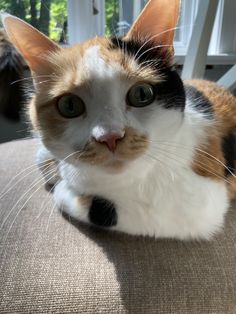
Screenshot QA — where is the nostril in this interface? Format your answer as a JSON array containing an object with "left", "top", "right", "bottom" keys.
[{"left": 96, "top": 133, "right": 124, "bottom": 152}]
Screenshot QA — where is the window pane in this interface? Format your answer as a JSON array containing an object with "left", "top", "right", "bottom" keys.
[{"left": 0, "top": 0, "right": 68, "bottom": 43}]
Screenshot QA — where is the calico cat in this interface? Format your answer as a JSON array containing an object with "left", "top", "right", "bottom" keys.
[{"left": 2, "top": 0, "right": 236, "bottom": 240}]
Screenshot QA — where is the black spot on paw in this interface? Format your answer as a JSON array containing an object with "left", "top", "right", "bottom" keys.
[{"left": 88, "top": 197, "right": 117, "bottom": 227}]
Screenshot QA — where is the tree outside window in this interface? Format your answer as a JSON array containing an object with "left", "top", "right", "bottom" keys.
[{"left": 0, "top": 0, "right": 67, "bottom": 43}]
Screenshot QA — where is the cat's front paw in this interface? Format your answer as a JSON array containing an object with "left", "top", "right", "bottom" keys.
[
  {"left": 54, "top": 180, "right": 90, "bottom": 222},
  {"left": 54, "top": 181, "right": 118, "bottom": 228}
]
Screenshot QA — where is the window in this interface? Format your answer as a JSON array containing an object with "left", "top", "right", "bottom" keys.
[{"left": 67, "top": 0, "right": 236, "bottom": 64}]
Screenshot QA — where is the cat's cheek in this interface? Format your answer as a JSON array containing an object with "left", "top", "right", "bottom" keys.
[
  {"left": 38, "top": 138, "right": 71, "bottom": 164},
  {"left": 32, "top": 99, "right": 72, "bottom": 142}
]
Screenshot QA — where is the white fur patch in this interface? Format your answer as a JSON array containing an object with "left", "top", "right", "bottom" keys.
[{"left": 81, "top": 45, "right": 120, "bottom": 79}]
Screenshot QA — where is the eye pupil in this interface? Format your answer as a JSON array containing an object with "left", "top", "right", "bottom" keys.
[
  {"left": 68, "top": 100, "right": 74, "bottom": 112},
  {"left": 57, "top": 94, "right": 85, "bottom": 118},
  {"left": 139, "top": 88, "right": 146, "bottom": 101},
  {"left": 127, "top": 83, "right": 155, "bottom": 107}
]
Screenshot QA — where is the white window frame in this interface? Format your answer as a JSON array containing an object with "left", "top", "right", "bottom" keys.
[
  {"left": 173, "top": 0, "right": 199, "bottom": 55},
  {"left": 210, "top": 0, "right": 236, "bottom": 55},
  {"left": 67, "top": 0, "right": 105, "bottom": 45},
  {"left": 67, "top": 0, "right": 236, "bottom": 64},
  {"left": 175, "top": 0, "right": 236, "bottom": 64}
]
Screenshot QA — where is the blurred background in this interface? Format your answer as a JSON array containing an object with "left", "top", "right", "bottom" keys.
[{"left": 0, "top": 0, "right": 235, "bottom": 143}]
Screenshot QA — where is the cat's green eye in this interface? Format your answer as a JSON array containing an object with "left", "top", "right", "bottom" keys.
[
  {"left": 57, "top": 94, "right": 85, "bottom": 118},
  {"left": 127, "top": 83, "right": 155, "bottom": 107}
]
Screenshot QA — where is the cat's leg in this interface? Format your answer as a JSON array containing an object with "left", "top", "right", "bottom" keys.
[
  {"left": 36, "top": 144, "right": 60, "bottom": 188},
  {"left": 54, "top": 180, "right": 118, "bottom": 227}
]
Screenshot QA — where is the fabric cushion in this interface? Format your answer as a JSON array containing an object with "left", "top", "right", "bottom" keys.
[{"left": 0, "top": 139, "right": 236, "bottom": 313}]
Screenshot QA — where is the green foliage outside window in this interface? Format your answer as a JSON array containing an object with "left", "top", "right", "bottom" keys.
[
  {"left": 0, "top": 0, "right": 124, "bottom": 42},
  {"left": 105, "top": 0, "right": 119, "bottom": 37},
  {"left": 0, "top": 0, "right": 67, "bottom": 43}
]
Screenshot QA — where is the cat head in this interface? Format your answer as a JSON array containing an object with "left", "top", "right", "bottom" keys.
[{"left": 2, "top": 0, "right": 185, "bottom": 173}]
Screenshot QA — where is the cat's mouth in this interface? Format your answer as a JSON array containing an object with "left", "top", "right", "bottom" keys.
[
  {"left": 75, "top": 149, "right": 129, "bottom": 170},
  {"left": 70, "top": 127, "right": 149, "bottom": 170},
  {"left": 102, "top": 156, "right": 127, "bottom": 171}
]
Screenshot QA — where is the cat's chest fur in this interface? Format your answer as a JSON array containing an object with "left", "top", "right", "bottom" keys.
[{"left": 58, "top": 151, "right": 228, "bottom": 239}]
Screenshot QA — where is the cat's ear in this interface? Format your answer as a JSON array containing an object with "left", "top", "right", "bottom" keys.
[
  {"left": 1, "top": 14, "right": 60, "bottom": 74},
  {"left": 126, "top": 0, "right": 180, "bottom": 59}
]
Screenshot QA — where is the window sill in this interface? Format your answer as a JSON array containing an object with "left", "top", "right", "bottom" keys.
[{"left": 174, "top": 53, "right": 236, "bottom": 65}]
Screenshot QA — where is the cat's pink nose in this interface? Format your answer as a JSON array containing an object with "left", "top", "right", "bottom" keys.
[{"left": 96, "top": 133, "right": 124, "bottom": 152}]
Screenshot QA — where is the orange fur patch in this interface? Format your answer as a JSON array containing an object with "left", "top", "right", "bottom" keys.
[
  {"left": 187, "top": 80, "right": 236, "bottom": 200},
  {"left": 227, "top": 176, "right": 236, "bottom": 201},
  {"left": 78, "top": 195, "right": 92, "bottom": 208},
  {"left": 192, "top": 135, "right": 225, "bottom": 180}
]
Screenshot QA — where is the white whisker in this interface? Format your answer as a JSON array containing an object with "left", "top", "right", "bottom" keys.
[
  {"left": 133, "top": 26, "right": 180, "bottom": 60},
  {"left": 147, "top": 139, "right": 236, "bottom": 178},
  {"left": 0, "top": 158, "right": 55, "bottom": 201},
  {"left": 10, "top": 75, "right": 54, "bottom": 85},
  {"left": 0, "top": 172, "right": 58, "bottom": 255},
  {"left": 135, "top": 44, "right": 172, "bottom": 63},
  {"left": 0, "top": 167, "right": 56, "bottom": 230}
]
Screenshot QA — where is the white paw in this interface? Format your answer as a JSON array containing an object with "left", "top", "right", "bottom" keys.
[{"left": 53, "top": 180, "right": 90, "bottom": 222}]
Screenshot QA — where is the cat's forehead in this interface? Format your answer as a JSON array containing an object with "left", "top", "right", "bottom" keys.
[
  {"left": 42, "top": 37, "right": 164, "bottom": 101},
  {"left": 50, "top": 37, "right": 160, "bottom": 90},
  {"left": 79, "top": 44, "right": 123, "bottom": 80}
]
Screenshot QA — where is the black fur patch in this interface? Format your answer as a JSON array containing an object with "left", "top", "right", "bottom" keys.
[
  {"left": 109, "top": 37, "right": 186, "bottom": 111},
  {"left": 88, "top": 197, "right": 117, "bottom": 227},
  {"left": 222, "top": 133, "right": 236, "bottom": 177},
  {"left": 184, "top": 85, "right": 214, "bottom": 119},
  {"left": 110, "top": 37, "right": 170, "bottom": 70}
]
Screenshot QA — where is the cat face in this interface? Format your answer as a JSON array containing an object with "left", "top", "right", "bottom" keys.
[
  {"left": 31, "top": 39, "right": 152, "bottom": 170},
  {"left": 31, "top": 36, "right": 185, "bottom": 172},
  {"left": 3, "top": 0, "right": 183, "bottom": 172}
]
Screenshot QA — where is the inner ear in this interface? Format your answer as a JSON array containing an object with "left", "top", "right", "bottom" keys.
[
  {"left": 126, "top": 0, "right": 180, "bottom": 60},
  {"left": 2, "top": 14, "right": 60, "bottom": 74}
]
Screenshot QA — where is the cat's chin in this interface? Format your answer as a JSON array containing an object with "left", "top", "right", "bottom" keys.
[{"left": 101, "top": 159, "right": 128, "bottom": 174}]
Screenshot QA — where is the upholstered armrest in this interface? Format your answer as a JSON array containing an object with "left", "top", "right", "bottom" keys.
[{"left": 0, "top": 139, "right": 236, "bottom": 313}]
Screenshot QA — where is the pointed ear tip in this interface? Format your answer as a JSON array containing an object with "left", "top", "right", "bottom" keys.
[{"left": 0, "top": 13, "right": 16, "bottom": 27}]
